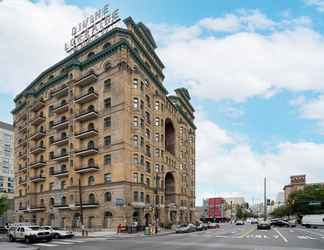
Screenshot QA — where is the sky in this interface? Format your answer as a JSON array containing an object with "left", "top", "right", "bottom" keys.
[{"left": 2, "top": 0, "right": 324, "bottom": 205}]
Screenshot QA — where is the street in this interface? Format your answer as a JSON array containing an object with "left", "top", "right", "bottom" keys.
[{"left": 13, "top": 224, "right": 324, "bottom": 250}]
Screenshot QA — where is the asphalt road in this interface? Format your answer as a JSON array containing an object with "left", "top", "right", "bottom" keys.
[{"left": 20, "top": 224, "right": 324, "bottom": 250}]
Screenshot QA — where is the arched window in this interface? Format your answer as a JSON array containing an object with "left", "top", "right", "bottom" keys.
[
  {"left": 88, "top": 123, "right": 94, "bottom": 130},
  {"left": 88, "top": 105, "right": 94, "bottom": 111},
  {"left": 61, "top": 116, "right": 66, "bottom": 122},
  {"left": 70, "top": 177, "right": 73, "bottom": 185},
  {"left": 40, "top": 155, "right": 44, "bottom": 162},
  {"left": 87, "top": 140, "right": 95, "bottom": 149},
  {"left": 61, "top": 164, "right": 67, "bottom": 171},
  {"left": 40, "top": 126, "right": 44, "bottom": 132},
  {"left": 88, "top": 87, "right": 94, "bottom": 93},
  {"left": 40, "top": 184, "right": 43, "bottom": 192},
  {"left": 105, "top": 192, "right": 112, "bottom": 202},
  {"left": 88, "top": 176, "right": 95, "bottom": 185},
  {"left": 40, "top": 140, "right": 44, "bottom": 147},
  {"left": 61, "top": 148, "right": 67, "bottom": 155},
  {"left": 103, "top": 42, "right": 111, "bottom": 49},
  {"left": 104, "top": 62, "right": 112, "bottom": 71},
  {"left": 88, "top": 158, "right": 95, "bottom": 166},
  {"left": 61, "top": 196, "right": 66, "bottom": 205},
  {"left": 165, "top": 118, "right": 176, "bottom": 155},
  {"left": 88, "top": 193, "right": 96, "bottom": 204},
  {"left": 50, "top": 197, "right": 55, "bottom": 206},
  {"left": 40, "top": 199, "right": 44, "bottom": 206},
  {"left": 60, "top": 180, "right": 66, "bottom": 190},
  {"left": 87, "top": 52, "right": 95, "bottom": 59},
  {"left": 61, "top": 99, "right": 66, "bottom": 105},
  {"left": 61, "top": 132, "right": 67, "bottom": 139}
]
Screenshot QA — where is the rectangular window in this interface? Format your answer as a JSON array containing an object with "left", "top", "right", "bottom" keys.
[
  {"left": 133, "top": 116, "right": 138, "bottom": 127},
  {"left": 155, "top": 101, "right": 159, "bottom": 111},
  {"left": 146, "top": 178, "right": 150, "bottom": 187},
  {"left": 133, "top": 98, "right": 139, "bottom": 109},
  {"left": 104, "top": 98, "right": 111, "bottom": 109},
  {"left": 140, "top": 173, "right": 144, "bottom": 184},
  {"left": 133, "top": 191, "right": 139, "bottom": 202},
  {"left": 104, "top": 154, "right": 111, "bottom": 165},
  {"left": 133, "top": 79, "right": 138, "bottom": 88},
  {"left": 104, "top": 173, "right": 112, "bottom": 183},
  {"left": 104, "top": 117, "right": 111, "bottom": 128},
  {"left": 133, "top": 173, "right": 138, "bottom": 183},
  {"left": 145, "top": 161, "right": 151, "bottom": 173},
  {"left": 104, "top": 136, "right": 111, "bottom": 146},
  {"left": 155, "top": 133, "right": 159, "bottom": 142},
  {"left": 155, "top": 117, "right": 160, "bottom": 126},
  {"left": 140, "top": 192, "right": 144, "bottom": 202},
  {"left": 104, "top": 79, "right": 111, "bottom": 91}
]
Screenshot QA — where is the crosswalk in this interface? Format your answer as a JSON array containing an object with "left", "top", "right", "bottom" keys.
[{"left": 32, "top": 237, "right": 108, "bottom": 247}]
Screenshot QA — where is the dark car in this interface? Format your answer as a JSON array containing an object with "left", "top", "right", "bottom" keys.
[
  {"left": 257, "top": 220, "right": 271, "bottom": 230},
  {"left": 196, "top": 222, "right": 208, "bottom": 231},
  {"left": 271, "top": 219, "right": 295, "bottom": 228}
]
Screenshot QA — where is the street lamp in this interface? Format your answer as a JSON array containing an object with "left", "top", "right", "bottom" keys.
[
  {"left": 78, "top": 177, "right": 85, "bottom": 237},
  {"left": 154, "top": 165, "right": 160, "bottom": 234}
]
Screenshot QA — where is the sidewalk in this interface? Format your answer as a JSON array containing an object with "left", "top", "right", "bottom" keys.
[
  {"left": 73, "top": 229, "right": 174, "bottom": 239},
  {"left": 0, "top": 242, "right": 38, "bottom": 250}
]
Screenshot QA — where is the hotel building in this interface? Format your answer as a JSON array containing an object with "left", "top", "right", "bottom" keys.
[{"left": 12, "top": 17, "right": 196, "bottom": 229}]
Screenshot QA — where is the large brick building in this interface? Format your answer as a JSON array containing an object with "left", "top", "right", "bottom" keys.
[{"left": 12, "top": 16, "right": 196, "bottom": 229}]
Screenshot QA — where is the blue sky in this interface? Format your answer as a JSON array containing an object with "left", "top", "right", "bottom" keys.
[{"left": 3, "top": 0, "right": 324, "bottom": 205}]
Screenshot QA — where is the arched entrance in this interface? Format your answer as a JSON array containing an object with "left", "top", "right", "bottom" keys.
[
  {"left": 103, "top": 212, "right": 113, "bottom": 228},
  {"left": 144, "top": 213, "right": 151, "bottom": 226},
  {"left": 132, "top": 210, "right": 139, "bottom": 223},
  {"left": 165, "top": 119, "right": 175, "bottom": 155},
  {"left": 165, "top": 172, "right": 176, "bottom": 205}
]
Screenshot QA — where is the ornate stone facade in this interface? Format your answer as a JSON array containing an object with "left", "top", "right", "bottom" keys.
[{"left": 13, "top": 17, "right": 196, "bottom": 230}]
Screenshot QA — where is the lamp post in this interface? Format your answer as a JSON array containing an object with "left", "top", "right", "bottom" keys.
[
  {"left": 154, "top": 166, "right": 160, "bottom": 234},
  {"left": 78, "top": 178, "right": 85, "bottom": 237}
]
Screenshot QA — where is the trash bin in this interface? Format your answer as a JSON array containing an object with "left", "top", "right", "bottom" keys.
[{"left": 144, "top": 226, "right": 150, "bottom": 235}]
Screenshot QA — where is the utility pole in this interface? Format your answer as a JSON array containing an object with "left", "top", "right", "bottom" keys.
[
  {"left": 264, "top": 177, "right": 267, "bottom": 221},
  {"left": 78, "top": 178, "right": 84, "bottom": 237}
]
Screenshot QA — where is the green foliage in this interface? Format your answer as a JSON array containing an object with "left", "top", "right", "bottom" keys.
[
  {"left": 288, "top": 184, "right": 324, "bottom": 215},
  {"left": 270, "top": 205, "right": 290, "bottom": 218},
  {"left": 236, "top": 206, "right": 254, "bottom": 219},
  {"left": 0, "top": 196, "right": 8, "bottom": 216}
]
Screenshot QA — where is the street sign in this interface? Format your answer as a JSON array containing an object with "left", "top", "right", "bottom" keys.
[{"left": 309, "top": 202, "right": 321, "bottom": 206}]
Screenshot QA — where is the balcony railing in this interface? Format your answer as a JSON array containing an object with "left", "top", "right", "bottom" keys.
[
  {"left": 50, "top": 119, "right": 69, "bottom": 130},
  {"left": 51, "top": 84, "right": 68, "bottom": 98},
  {"left": 75, "top": 165, "right": 99, "bottom": 174},
  {"left": 30, "top": 114, "right": 45, "bottom": 126},
  {"left": 52, "top": 102, "right": 69, "bottom": 114},
  {"left": 52, "top": 136, "right": 69, "bottom": 146},
  {"left": 30, "top": 145, "right": 46, "bottom": 155},
  {"left": 53, "top": 203, "right": 69, "bottom": 209},
  {"left": 51, "top": 169, "right": 69, "bottom": 177},
  {"left": 74, "top": 73, "right": 97, "bottom": 87},
  {"left": 74, "top": 202, "right": 99, "bottom": 208},
  {"left": 18, "top": 178, "right": 27, "bottom": 185},
  {"left": 75, "top": 147, "right": 98, "bottom": 157},
  {"left": 30, "top": 130, "right": 46, "bottom": 141},
  {"left": 17, "top": 166, "right": 27, "bottom": 173},
  {"left": 74, "top": 90, "right": 98, "bottom": 105},
  {"left": 31, "top": 99, "right": 45, "bottom": 112},
  {"left": 30, "top": 160, "right": 46, "bottom": 169},
  {"left": 53, "top": 153, "right": 69, "bottom": 162},
  {"left": 29, "top": 206, "right": 46, "bottom": 212},
  {"left": 74, "top": 128, "right": 98, "bottom": 140},
  {"left": 74, "top": 109, "right": 98, "bottom": 122},
  {"left": 30, "top": 175, "right": 46, "bottom": 182},
  {"left": 18, "top": 151, "right": 27, "bottom": 160}
]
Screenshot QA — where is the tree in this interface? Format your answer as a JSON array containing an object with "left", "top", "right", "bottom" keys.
[
  {"left": 288, "top": 184, "right": 324, "bottom": 215},
  {"left": 0, "top": 195, "right": 8, "bottom": 216},
  {"left": 270, "top": 205, "right": 289, "bottom": 218}
]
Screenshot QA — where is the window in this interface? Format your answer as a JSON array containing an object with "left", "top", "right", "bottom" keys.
[
  {"left": 87, "top": 52, "right": 95, "bottom": 59},
  {"left": 140, "top": 81, "right": 144, "bottom": 91},
  {"left": 133, "top": 154, "right": 139, "bottom": 165},
  {"left": 133, "top": 116, "right": 139, "bottom": 127},
  {"left": 88, "top": 176, "right": 95, "bottom": 185},
  {"left": 49, "top": 151, "right": 54, "bottom": 159},
  {"left": 146, "top": 194, "right": 150, "bottom": 204},
  {"left": 140, "top": 100, "right": 144, "bottom": 110},
  {"left": 145, "top": 145, "right": 151, "bottom": 157},
  {"left": 49, "top": 167, "right": 54, "bottom": 175},
  {"left": 140, "top": 174, "right": 144, "bottom": 184},
  {"left": 155, "top": 164, "right": 160, "bottom": 172},
  {"left": 104, "top": 136, "right": 111, "bottom": 146},
  {"left": 104, "top": 79, "right": 111, "bottom": 91},
  {"left": 104, "top": 173, "right": 112, "bottom": 183},
  {"left": 50, "top": 197, "right": 55, "bottom": 206},
  {"left": 104, "top": 154, "right": 111, "bottom": 165},
  {"left": 140, "top": 118, "right": 144, "bottom": 128},
  {"left": 133, "top": 79, "right": 138, "bottom": 88},
  {"left": 49, "top": 182, "right": 54, "bottom": 191},
  {"left": 146, "top": 178, "right": 150, "bottom": 187},
  {"left": 145, "top": 129, "right": 150, "bottom": 139},
  {"left": 133, "top": 135, "right": 139, "bottom": 146},
  {"left": 140, "top": 155, "right": 144, "bottom": 165},
  {"left": 155, "top": 117, "right": 160, "bottom": 126},
  {"left": 140, "top": 137, "right": 144, "bottom": 147},
  {"left": 104, "top": 98, "right": 111, "bottom": 109},
  {"left": 155, "top": 133, "right": 159, "bottom": 142},
  {"left": 89, "top": 193, "right": 96, "bottom": 204},
  {"left": 133, "top": 98, "right": 139, "bottom": 109},
  {"left": 145, "top": 112, "right": 151, "bottom": 124},
  {"left": 155, "top": 101, "right": 159, "bottom": 111},
  {"left": 133, "top": 173, "right": 138, "bottom": 183},
  {"left": 60, "top": 180, "right": 66, "bottom": 190},
  {"left": 145, "top": 95, "right": 151, "bottom": 108},
  {"left": 155, "top": 148, "right": 160, "bottom": 157},
  {"left": 104, "top": 117, "right": 111, "bottom": 128},
  {"left": 140, "top": 192, "right": 144, "bottom": 202},
  {"left": 145, "top": 161, "right": 151, "bottom": 173},
  {"left": 105, "top": 192, "right": 112, "bottom": 202},
  {"left": 133, "top": 191, "right": 139, "bottom": 202}
]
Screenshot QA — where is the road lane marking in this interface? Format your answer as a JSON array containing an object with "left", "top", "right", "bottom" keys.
[
  {"left": 239, "top": 226, "right": 256, "bottom": 238},
  {"left": 61, "top": 239, "right": 86, "bottom": 243},
  {"left": 51, "top": 241, "right": 73, "bottom": 244},
  {"left": 274, "top": 228, "right": 288, "bottom": 243},
  {"left": 33, "top": 243, "right": 59, "bottom": 247},
  {"left": 273, "top": 235, "right": 279, "bottom": 239}
]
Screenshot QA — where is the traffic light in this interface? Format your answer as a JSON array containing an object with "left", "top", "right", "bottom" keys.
[{"left": 267, "top": 199, "right": 271, "bottom": 206}]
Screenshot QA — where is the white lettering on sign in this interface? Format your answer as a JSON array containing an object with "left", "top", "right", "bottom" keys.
[{"left": 65, "top": 4, "right": 121, "bottom": 53}]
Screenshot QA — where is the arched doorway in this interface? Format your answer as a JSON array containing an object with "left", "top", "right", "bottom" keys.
[
  {"left": 72, "top": 213, "right": 80, "bottom": 228},
  {"left": 103, "top": 211, "right": 113, "bottom": 228},
  {"left": 132, "top": 210, "right": 139, "bottom": 223},
  {"left": 144, "top": 213, "right": 151, "bottom": 226},
  {"left": 165, "top": 119, "right": 175, "bottom": 155},
  {"left": 165, "top": 172, "right": 176, "bottom": 205}
]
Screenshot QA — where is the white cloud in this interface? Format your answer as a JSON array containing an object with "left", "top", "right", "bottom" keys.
[
  {"left": 304, "top": 0, "right": 324, "bottom": 12},
  {"left": 150, "top": 12, "right": 324, "bottom": 102},
  {"left": 196, "top": 112, "right": 324, "bottom": 204},
  {"left": 0, "top": 0, "right": 92, "bottom": 94}
]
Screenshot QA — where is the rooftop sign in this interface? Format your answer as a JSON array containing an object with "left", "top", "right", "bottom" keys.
[{"left": 65, "top": 4, "right": 121, "bottom": 53}]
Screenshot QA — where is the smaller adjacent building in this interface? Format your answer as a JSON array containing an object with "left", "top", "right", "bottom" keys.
[
  {"left": 283, "top": 175, "right": 324, "bottom": 203},
  {"left": 208, "top": 197, "right": 225, "bottom": 221}
]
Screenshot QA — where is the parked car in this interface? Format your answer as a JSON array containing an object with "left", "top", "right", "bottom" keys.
[
  {"left": 195, "top": 222, "right": 208, "bottom": 231},
  {"left": 250, "top": 219, "right": 258, "bottom": 224},
  {"left": 8, "top": 225, "right": 52, "bottom": 243},
  {"left": 235, "top": 220, "right": 245, "bottom": 225},
  {"left": 0, "top": 226, "right": 7, "bottom": 234},
  {"left": 302, "top": 214, "right": 324, "bottom": 228},
  {"left": 208, "top": 222, "right": 220, "bottom": 229},
  {"left": 175, "top": 224, "right": 196, "bottom": 233},
  {"left": 41, "top": 226, "right": 74, "bottom": 239},
  {"left": 271, "top": 219, "right": 295, "bottom": 228},
  {"left": 257, "top": 220, "right": 271, "bottom": 230}
]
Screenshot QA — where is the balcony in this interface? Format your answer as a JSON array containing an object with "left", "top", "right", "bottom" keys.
[
  {"left": 53, "top": 153, "right": 69, "bottom": 162},
  {"left": 52, "top": 136, "right": 69, "bottom": 146},
  {"left": 51, "top": 169, "right": 69, "bottom": 177},
  {"left": 18, "top": 151, "right": 27, "bottom": 160},
  {"left": 30, "top": 114, "right": 45, "bottom": 126},
  {"left": 18, "top": 206, "right": 28, "bottom": 212},
  {"left": 75, "top": 165, "right": 99, "bottom": 174},
  {"left": 52, "top": 101, "right": 69, "bottom": 114},
  {"left": 30, "top": 130, "right": 46, "bottom": 141},
  {"left": 30, "top": 175, "right": 46, "bottom": 183},
  {"left": 18, "top": 178, "right": 27, "bottom": 185},
  {"left": 51, "top": 84, "right": 68, "bottom": 98},
  {"left": 30, "top": 160, "right": 46, "bottom": 169},
  {"left": 31, "top": 99, "right": 45, "bottom": 112},
  {"left": 29, "top": 206, "right": 46, "bottom": 212},
  {"left": 74, "top": 90, "right": 98, "bottom": 105},
  {"left": 50, "top": 119, "right": 69, "bottom": 130},
  {"left": 53, "top": 203, "right": 70, "bottom": 209},
  {"left": 17, "top": 165, "right": 27, "bottom": 173},
  {"left": 74, "top": 128, "right": 98, "bottom": 140},
  {"left": 75, "top": 147, "right": 98, "bottom": 157},
  {"left": 74, "top": 202, "right": 99, "bottom": 208},
  {"left": 74, "top": 73, "right": 97, "bottom": 87},
  {"left": 74, "top": 109, "right": 98, "bottom": 122},
  {"left": 30, "top": 145, "right": 46, "bottom": 155}
]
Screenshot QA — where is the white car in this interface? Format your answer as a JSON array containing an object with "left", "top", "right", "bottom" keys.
[
  {"left": 8, "top": 225, "right": 52, "bottom": 243},
  {"left": 41, "top": 226, "right": 74, "bottom": 239}
]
